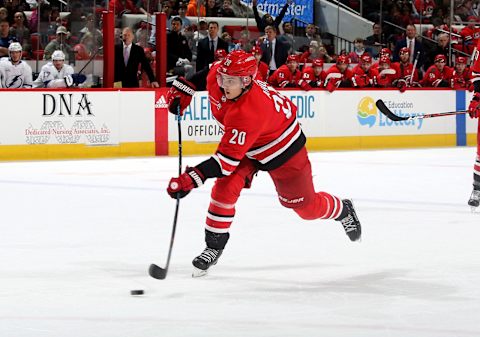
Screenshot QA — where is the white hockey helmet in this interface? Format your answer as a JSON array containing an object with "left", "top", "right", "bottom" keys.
[
  {"left": 8, "top": 42, "right": 22, "bottom": 53},
  {"left": 52, "top": 50, "right": 66, "bottom": 61}
]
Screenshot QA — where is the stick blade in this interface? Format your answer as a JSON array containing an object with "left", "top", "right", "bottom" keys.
[
  {"left": 149, "top": 263, "right": 167, "bottom": 280},
  {"left": 375, "top": 99, "right": 407, "bottom": 121}
]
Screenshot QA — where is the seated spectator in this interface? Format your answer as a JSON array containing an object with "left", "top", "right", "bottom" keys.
[
  {"left": 218, "top": 0, "right": 235, "bottom": 17},
  {"left": 33, "top": 50, "right": 87, "bottom": 88},
  {"left": 412, "top": 0, "right": 435, "bottom": 23},
  {"left": 193, "top": 20, "right": 208, "bottom": 44},
  {"left": 348, "top": 38, "right": 368, "bottom": 64},
  {"left": 455, "top": 0, "right": 476, "bottom": 22},
  {"left": 252, "top": 0, "right": 290, "bottom": 33},
  {"left": 460, "top": 16, "right": 480, "bottom": 54},
  {"left": 268, "top": 54, "right": 301, "bottom": 88},
  {"left": 221, "top": 32, "right": 235, "bottom": 52},
  {"left": 420, "top": 54, "right": 453, "bottom": 87},
  {"left": 0, "top": 42, "right": 32, "bottom": 88},
  {"left": 324, "top": 55, "right": 353, "bottom": 92},
  {"left": 231, "top": 0, "right": 253, "bottom": 18},
  {"left": 186, "top": 0, "right": 206, "bottom": 17},
  {"left": 0, "top": 7, "right": 8, "bottom": 23},
  {"left": 351, "top": 54, "right": 375, "bottom": 88},
  {"left": 299, "top": 58, "right": 326, "bottom": 90},
  {"left": 9, "top": 11, "right": 30, "bottom": 53},
  {"left": 79, "top": 14, "right": 102, "bottom": 53},
  {"left": 365, "top": 22, "right": 385, "bottom": 58},
  {"left": 176, "top": 4, "right": 191, "bottom": 29},
  {"left": 44, "top": 26, "right": 73, "bottom": 60},
  {"left": 0, "top": 19, "right": 17, "bottom": 57},
  {"left": 317, "top": 45, "right": 333, "bottom": 63},
  {"left": 65, "top": 2, "right": 85, "bottom": 39},
  {"left": 450, "top": 56, "right": 473, "bottom": 90},
  {"left": 251, "top": 45, "right": 269, "bottom": 81},
  {"left": 299, "top": 40, "right": 322, "bottom": 64},
  {"left": 136, "top": 0, "right": 162, "bottom": 16},
  {"left": 205, "top": 0, "right": 219, "bottom": 17}
]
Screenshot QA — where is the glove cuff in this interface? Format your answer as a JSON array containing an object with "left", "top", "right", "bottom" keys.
[
  {"left": 173, "top": 77, "right": 196, "bottom": 96},
  {"left": 186, "top": 167, "right": 205, "bottom": 188},
  {"left": 473, "top": 92, "right": 480, "bottom": 101}
]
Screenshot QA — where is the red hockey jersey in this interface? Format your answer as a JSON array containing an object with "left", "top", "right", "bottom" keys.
[
  {"left": 268, "top": 64, "right": 302, "bottom": 88},
  {"left": 300, "top": 66, "right": 326, "bottom": 88},
  {"left": 420, "top": 65, "right": 453, "bottom": 87},
  {"left": 206, "top": 62, "right": 306, "bottom": 172}
]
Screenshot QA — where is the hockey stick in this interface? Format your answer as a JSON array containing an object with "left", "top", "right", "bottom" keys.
[
  {"left": 410, "top": 51, "right": 420, "bottom": 86},
  {"left": 376, "top": 99, "right": 468, "bottom": 121},
  {"left": 77, "top": 46, "right": 103, "bottom": 75},
  {"left": 149, "top": 107, "right": 182, "bottom": 280}
]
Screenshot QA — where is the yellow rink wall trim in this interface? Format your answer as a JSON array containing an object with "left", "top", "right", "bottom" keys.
[
  {"left": 466, "top": 133, "right": 478, "bottom": 147},
  {"left": 168, "top": 134, "right": 458, "bottom": 156},
  {"left": 0, "top": 142, "right": 155, "bottom": 161}
]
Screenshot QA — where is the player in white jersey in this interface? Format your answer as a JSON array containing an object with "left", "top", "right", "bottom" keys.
[
  {"left": 33, "top": 50, "right": 86, "bottom": 88},
  {"left": 0, "top": 42, "right": 32, "bottom": 88}
]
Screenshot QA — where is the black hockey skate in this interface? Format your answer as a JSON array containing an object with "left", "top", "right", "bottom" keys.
[
  {"left": 337, "top": 199, "right": 362, "bottom": 241},
  {"left": 468, "top": 188, "right": 480, "bottom": 211},
  {"left": 192, "top": 247, "right": 223, "bottom": 277}
]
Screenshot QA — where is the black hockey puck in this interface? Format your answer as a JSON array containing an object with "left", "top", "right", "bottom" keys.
[{"left": 130, "top": 290, "right": 144, "bottom": 296}]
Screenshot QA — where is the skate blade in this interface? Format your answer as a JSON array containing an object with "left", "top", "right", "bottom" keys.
[{"left": 192, "top": 267, "right": 208, "bottom": 278}]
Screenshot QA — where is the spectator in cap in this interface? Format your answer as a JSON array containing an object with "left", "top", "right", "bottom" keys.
[{"left": 44, "top": 25, "right": 73, "bottom": 60}]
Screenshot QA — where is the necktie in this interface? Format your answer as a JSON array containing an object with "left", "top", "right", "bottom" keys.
[
  {"left": 408, "top": 40, "right": 414, "bottom": 63},
  {"left": 124, "top": 46, "right": 129, "bottom": 66},
  {"left": 268, "top": 40, "right": 273, "bottom": 59},
  {"left": 210, "top": 39, "right": 214, "bottom": 59}
]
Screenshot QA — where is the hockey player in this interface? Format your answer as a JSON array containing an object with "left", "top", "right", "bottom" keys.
[
  {"left": 391, "top": 47, "right": 419, "bottom": 91},
  {"left": 268, "top": 54, "right": 302, "bottom": 88},
  {"left": 324, "top": 55, "right": 353, "bottom": 92},
  {"left": 33, "top": 50, "right": 86, "bottom": 88},
  {"left": 298, "top": 58, "right": 325, "bottom": 90},
  {"left": 420, "top": 54, "right": 453, "bottom": 87},
  {"left": 371, "top": 48, "right": 392, "bottom": 72},
  {"left": 466, "top": 42, "right": 480, "bottom": 209},
  {"left": 460, "top": 16, "right": 480, "bottom": 54},
  {"left": 0, "top": 42, "right": 32, "bottom": 88},
  {"left": 450, "top": 56, "right": 473, "bottom": 90},
  {"left": 251, "top": 46, "right": 269, "bottom": 82},
  {"left": 372, "top": 55, "right": 397, "bottom": 88},
  {"left": 165, "top": 50, "right": 362, "bottom": 276},
  {"left": 351, "top": 54, "right": 375, "bottom": 88}
]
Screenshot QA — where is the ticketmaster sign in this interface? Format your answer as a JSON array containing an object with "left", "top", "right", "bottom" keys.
[{"left": 245, "top": 0, "right": 313, "bottom": 25}]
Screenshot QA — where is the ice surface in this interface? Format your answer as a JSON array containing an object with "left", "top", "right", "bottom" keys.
[{"left": 1, "top": 147, "right": 479, "bottom": 337}]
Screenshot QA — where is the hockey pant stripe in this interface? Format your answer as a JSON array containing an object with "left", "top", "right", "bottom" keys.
[
  {"left": 205, "top": 158, "right": 258, "bottom": 233},
  {"left": 474, "top": 155, "right": 480, "bottom": 186}
]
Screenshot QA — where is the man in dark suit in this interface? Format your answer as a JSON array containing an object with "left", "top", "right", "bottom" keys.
[
  {"left": 393, "top": 24, "right": 425, "bottom": 70},
  {"left": 114, "top": 27, "right": 159, "bottom": 88},
  {"left": 260, "top": 25, "right": 290, "bottom": 76},
  {"left": 195, "top": 21, "right": 228, "bottom": 71}
]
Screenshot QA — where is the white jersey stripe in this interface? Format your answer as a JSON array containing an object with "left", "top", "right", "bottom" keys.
[
  {"left": 246, "top": 121, "right": 298, "bottom": 157},
  {"left": 211, "top": 198, "right": 235, "bottom": 209},
  {"left": 257, "top": 128, "right": 302, "bottom": 164}
]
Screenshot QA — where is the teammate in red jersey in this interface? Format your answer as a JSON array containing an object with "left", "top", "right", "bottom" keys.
[
  {"left": 466, "top": 42, "right": 480, "bottom": 209},
  {"left": 391, "top": 47, "right": 419, "bottom": 91},
  {"left": 371, "top": 48, "right": 392, "bottom": 72},
  {"left": 420, "top": 54, "right": 453, "bottom": 87},
  {"left": 451, "top": 56, "right": 473, "bottom": 90},
  {"left": 351, "top": 54, "right": 375, "bottom": 88},
  {"left": 460, "top": 16, "right": 480, "bottom": 54},
  {"left": 251, "top": 46, "right": 269, "bottom": 82},
  {"left": 268, "top": 54, "right": 302, "bottom": 88},
  {"left": 372, "top": 56, "right": 397, "bottom": 88},
  {"left": 165, "top": 50, "right": 362, "bottom": 276},
  {"left": 298, "top": 58, "right": 326, "bottom": 90},
  {"left": 324, "top": 55, "right": 353, "bottom": 92}
]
